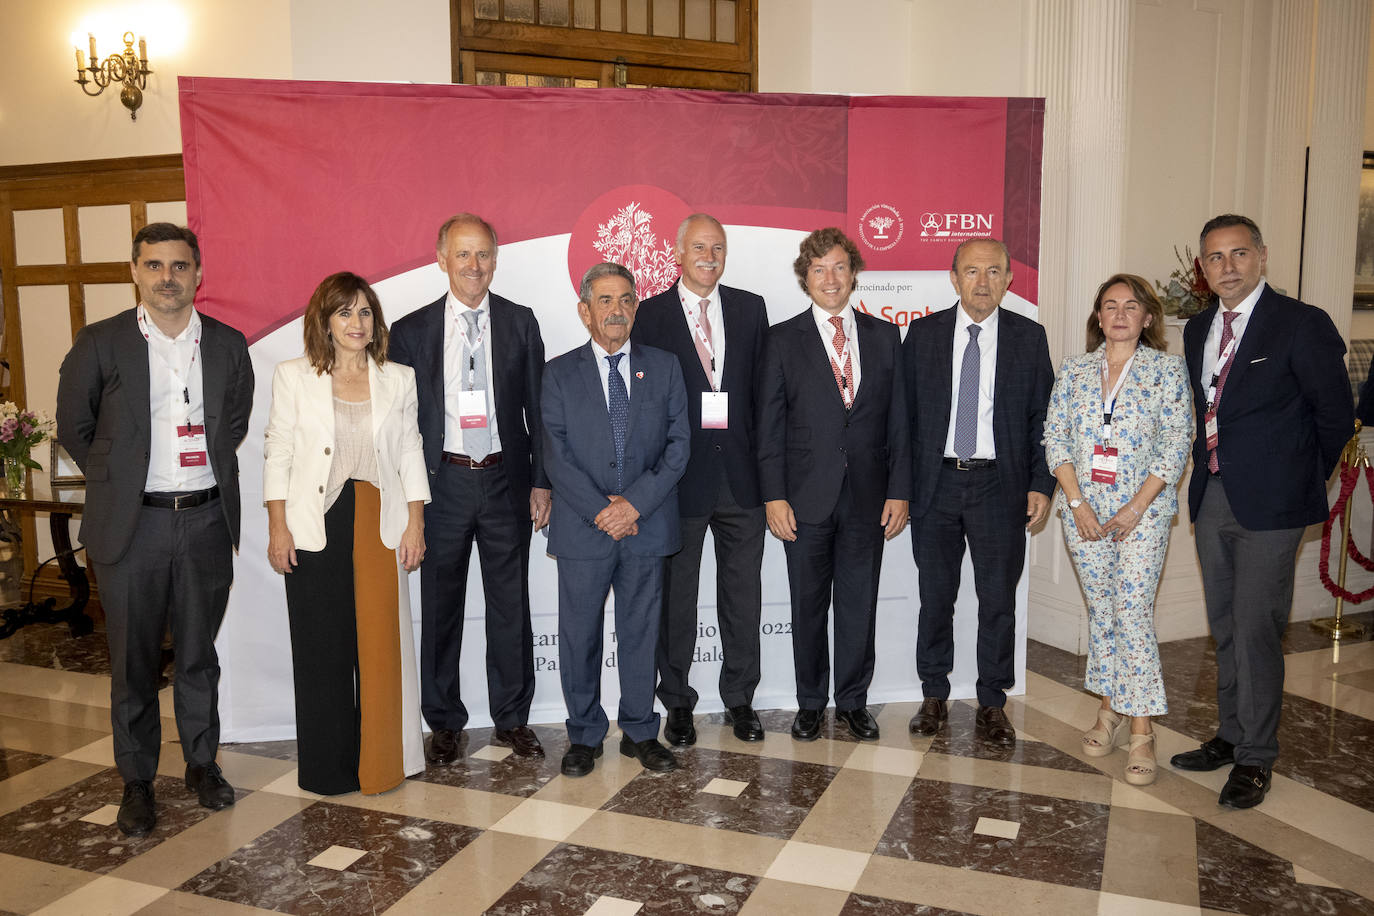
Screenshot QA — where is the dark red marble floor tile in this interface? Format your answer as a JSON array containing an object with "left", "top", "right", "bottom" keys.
[{"left": 1195, "top": 820, "right": 1374, "bottom": 914}]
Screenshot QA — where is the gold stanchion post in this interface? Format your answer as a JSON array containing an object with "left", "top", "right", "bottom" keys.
[{"left": 1312, "top": 422, "right": 1369, "bottom": 640}]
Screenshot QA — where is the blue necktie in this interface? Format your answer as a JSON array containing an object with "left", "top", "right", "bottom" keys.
[
  {"left": 606, "top": 353, "right": 628, "bottom": 493},
  {"left": 953, "top": 325, "right": 981, "bottom": 459}
]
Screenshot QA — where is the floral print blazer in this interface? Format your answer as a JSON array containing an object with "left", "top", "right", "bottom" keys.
[{"left": 1043, "top": 344, "right": 1194, "bottom": 520}]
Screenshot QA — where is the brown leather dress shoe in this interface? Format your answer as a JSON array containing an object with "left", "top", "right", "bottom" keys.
[
  {"left": 975, "top": 705, "right": 1016, "bottom": 746},
  {"left": 909, "top": 698, "right": 948, "bottom": 736},
  {"left": 492, "top": 725, "right": 545, "bottom": 758},
  {"left": 426, "top": 728, "right": 463, "bottom": 765}
]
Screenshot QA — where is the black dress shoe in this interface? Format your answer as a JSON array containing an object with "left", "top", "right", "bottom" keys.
[
  {"left": 663, "top": 706, "right": 697, "bottom": 746},
  {"left": 493, "top": 725, "right": 546, "bottom": 759},
  {"left": 620, "top": 735, "right": 680, "bottom": 771},
  {"left": 427, "top": 728, "right": 463, "bottom": 765},
  {"left": 117, "top": 780, "right": 156, "bottom": 837},
  {"left": 835, "top": 707, "right": 880, "bottom": 741},
  {"left": 909, "top": 698, "right": 948, "bottom": 736},
  {"left": 791, "top": 708, "right": 822, "bottom": 741},
  {"left": 560, "top": 743, "right": 603, "bottom": 777},
  {"left": 1170, "top": 736, "right": 1235, "bottom": 772},
  {"left": 1218, "top": 764, "right": 1271, "bottom": 809},
  {"left": 723, "top": 705, "right": 764, "bottom": 742},
  {"left": 975, "top": 705, "right": 1016, "bottom": 746},
  {"left": 185, "top": 762, "right": 236, "bottom": 810}
]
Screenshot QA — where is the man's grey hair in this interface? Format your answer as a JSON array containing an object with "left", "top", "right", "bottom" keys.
[
  {"left": 675, "top": 213, "right": 726, "bottom": 250},
  {"left": 436, "top": 213, "right": 499, "bottom": 253},
  {"left": 579, "top": 262, "right": 638, "bottom": 303},
  {"left": 950, "top": 237, "right": 1010, "bottom": 272}
]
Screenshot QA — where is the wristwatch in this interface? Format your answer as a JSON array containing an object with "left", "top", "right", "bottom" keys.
[{"left": 1068, "top": 498, "right": 1084, "bottom": 510}]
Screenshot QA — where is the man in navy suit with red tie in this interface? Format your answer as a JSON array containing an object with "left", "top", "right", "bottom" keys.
[
  {"left": 1170, "top": 214, "right": 1352, "bottom": 809},
  {"left": 631, "top": 214, "right": 770, "bottom": 745},
  {"left": 757, "top": 228, "right": 910, "bottom": 743}
]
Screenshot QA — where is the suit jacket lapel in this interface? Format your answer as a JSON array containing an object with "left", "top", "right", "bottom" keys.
[
  {"left": 117, "top": 311, "right": 152, "bottom": 439},
  {"left": 671, "top": 285, "right": 711, "bottom": 389},
  {"left": 931, "top": 306, "right": 957, "bottom": 433},
  {"left": 993, "top": 310, "right": 1018, "bottom": 436},
  {"left": 369, "top": 358, "right": 397, "bottom": 441},
  {"left": 577, "top": 345, "right": 612, "bottom": 436},
  {"left": 799, "top": 316, "right": 846, "bottom": 410},
  {"left": 199, "top": 319, "right": 227, "bottom": 447},
  {"left": 1219, "top": 292, "right": 1270, "bottom": 405},
  {"left": 1186, "top": 305, "right": 1216, "bottom": 387},
  {"left": 418, "top": 300, "right": 445, "bottom": 414}
]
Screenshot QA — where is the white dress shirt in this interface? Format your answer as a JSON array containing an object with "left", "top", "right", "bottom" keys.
[
  {"left": 442, "top": 291, "right": 502, "bottom": 455},
  {"left": 943, "top": 303, "right": 999, "bottom": 460},
  {"left": 141, "top": 305, "right": 217, "bottom": 492},
  {"left": 810, "top": 303, "right": 862, "bottom": 399},
  {"left": 590, "top": 339, "right": 634, "bottom": 405},
  {"left": 677, "top": 281, "right": 726, "bottom": 391},
  {"left": 1200, "top": 279, "right": 1265, "bottom": 390}
]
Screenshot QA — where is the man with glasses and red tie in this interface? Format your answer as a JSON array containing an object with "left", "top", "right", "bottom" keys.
[
  {"left": 757, "top": 228, "right": 910, "bottom": 743},
  {"left": 1171, "top": 214, "right": 1351, "bottom": 809}
]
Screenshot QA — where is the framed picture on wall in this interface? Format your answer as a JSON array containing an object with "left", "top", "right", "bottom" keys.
[
  {"left": 1356, "top": 151, "right": 1374, "bottom": 308},
  {"left": 50, "top": 440, "right": 83, "bottom": 488}
]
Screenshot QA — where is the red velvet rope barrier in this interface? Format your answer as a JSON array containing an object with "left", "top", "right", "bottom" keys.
[{"left": 1318, "top": 462, "right": 1374, "bottom": 603}]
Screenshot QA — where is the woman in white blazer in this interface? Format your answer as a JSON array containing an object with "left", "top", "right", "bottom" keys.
[
  {"left": 1043, "top": 273, "right": 1193, "bottom": 787},
  {"left": 264, "top": 272, "right": 431, "bottom": 795}
]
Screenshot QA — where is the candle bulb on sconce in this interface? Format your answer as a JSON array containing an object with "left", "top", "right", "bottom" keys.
[{"left": 72, "top": 30, "right": 152, "bottom": 121}]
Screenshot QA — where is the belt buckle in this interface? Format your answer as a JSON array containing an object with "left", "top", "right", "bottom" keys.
[
  {"left": 172, "top": 493, "right": 188, "bottom": 510},
  {"left": 955, "top": 458, "right": 971, "bottom": 471}
]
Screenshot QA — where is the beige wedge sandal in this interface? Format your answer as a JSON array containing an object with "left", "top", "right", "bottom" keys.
[
  {"left": 1082, "top": 707, "right": 1127, "bottom": 758},
  {"left": 1125, "top": 732, "right": 1157, "bottom": 785}
]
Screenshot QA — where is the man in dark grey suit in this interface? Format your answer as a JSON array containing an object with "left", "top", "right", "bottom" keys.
[
  {"left": 389, "top": 213, "right": 550, "bottom": 764},
  {"left": 1171, "top": 214, "right": 1352, "bottom": 809},
  {"left": 757, "top": 228, "right": 910, "bottom": 743},
  {"left": 904, "top": 237, "right": 1054, "bottom": 746},
  {"left": 631, "top": 214, "right": 769, "bottom": 745},
  {"left": 542, "top": 263, "right": 690, "bottom": 778},
  {"left": 57, "top": 223, "right": 253, "bottom": 837}
]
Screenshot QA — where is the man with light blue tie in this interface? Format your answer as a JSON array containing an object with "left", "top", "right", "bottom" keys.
[
  {"left": 903, "top": 237, "right": 1055, "bottom": 745},
  {"left": 541, "top": 262, "right": 691, "bottom": 777}
]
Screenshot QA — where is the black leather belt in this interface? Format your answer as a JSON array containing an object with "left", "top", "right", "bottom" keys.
[
  {"left": 943, "top": 457, "right": 997, "bottom": 470},
  {"left": 142, "top": 486, "right": 219, "bottom": 510},
  {"left": 442, "top": 451, "right": 503, "bottom": 469}
]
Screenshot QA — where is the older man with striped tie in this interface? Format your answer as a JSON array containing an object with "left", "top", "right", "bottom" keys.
[{"left": 757, "top": 228, "right": 910, "bottom": 743}]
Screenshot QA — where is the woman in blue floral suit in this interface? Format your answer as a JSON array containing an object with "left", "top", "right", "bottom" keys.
[{"left": 1044, "top": 273, "right": 1193, "bottom": 785}]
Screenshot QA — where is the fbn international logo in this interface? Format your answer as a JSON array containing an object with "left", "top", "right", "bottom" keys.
[{"left": 919, "top": 211, "right": 995, "bottom": 239}]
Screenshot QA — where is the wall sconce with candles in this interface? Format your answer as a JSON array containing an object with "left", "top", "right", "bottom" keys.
[{"left": 74, "top": 32, "right": 152, "bottom": 121}]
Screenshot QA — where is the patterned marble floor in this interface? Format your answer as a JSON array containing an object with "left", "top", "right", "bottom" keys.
[{"left": 1, "top": 613, "right": 1373, "bottom": 915}]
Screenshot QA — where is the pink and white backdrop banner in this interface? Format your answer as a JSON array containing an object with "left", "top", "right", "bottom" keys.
[{"left": 178, "top": 77, "right": 1045, "bottom": 740}]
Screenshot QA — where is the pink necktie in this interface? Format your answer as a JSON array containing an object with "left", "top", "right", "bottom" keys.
[
  {"left": 1207, "top": 310, "right": 1240, "bottom": 474},
  {"left": 693, "top": 299, "right": 714, "bottom": 386},
  {"left": 829, "top": 316, "right": 853, "bottom": 407}
]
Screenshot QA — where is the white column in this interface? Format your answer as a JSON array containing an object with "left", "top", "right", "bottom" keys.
[
  {"left": 1260, "top": 0, "right": 1315, "bottom": 292},
  {"left": 1300, "top": 0, "right": 1370, "bottom": 341}
]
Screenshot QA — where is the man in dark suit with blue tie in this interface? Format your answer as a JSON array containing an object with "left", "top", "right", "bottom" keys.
[
  {"left": 757, "top": 228, "right": 910, "bottom": 743},
  {"left": 1170, "top": 214, "right": 1352, "bottom": 809},
  {"left": 631, "top": 214, "right": 769, "bottom": 746},
  {"left": 904, "top": 237, "right": 1055, "bottom": 746},
  {"left": 542, "top": 262, "right": 690, "bottom": 777},
  {"left": 389, "top": 213, "right": 551, "bottom": 764}
]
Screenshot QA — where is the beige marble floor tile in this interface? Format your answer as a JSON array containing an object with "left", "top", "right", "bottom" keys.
[
  {"left": 0, "top": 757, "right": 105, "bottom": 817},
  {"left": 841, "top": 743, "right": 923, "bottom": 778},
  {"left": 0, "top": 851, "right": 98, "bottom": 914},
  {"left": 1024, "top": 669, "right": 1085, "bottom": 700},
  {"left": 490, "top": 797, "right": 596, "bottom": 841},
  {"left": 0, "top": 691, "right": 112, "bottom": 732},
  {"left": 214, "top": 750, "right": 297, "bottom": 792},
  {"left": 385, "top": 830, "right": 558, "bottom": 916},
  {"left": 1095, "top": 892, "right": 1204, "bottom": 915},
  {"left": 1101, "top": 806, "right": 1199, "bottom": 906},
  {"left": 0, "top": 713, "right": 110, "bottom": 757},
  {"left": 583, "top": 896, "right": 644, "bottom": 915},
  {"left": 917, "top": 751, "right": 1113, "bottom": 805},
  {"left": 857, "top": 853, "right": 1102, "bottom": 916},
  {"left": 110, "top": 790, "right": 314, "bottom": 888},
  {"left": 134, "top": 889, "right": 282, "bottom": 914},
  {"left": 691, "top": 727, "right": 861, "bottom": 768},
  {"left": 255, "top": 769, "right": 325, "bottom": 799},
  {"left": 336, "top": 777, "right": 523, "bottom": 829},
  {"left": 530, "top": 750, "right": 642, "bottom": 808},
  {"left": 571, "top": 810, "right": 785, "bottom": 877},
  {"left": 1336, "top": 667, "right": 1374, "bottom": 691},
  {"left": 1110, "top": 780, "right": 1190, "bottom": 816},
  {"left": 32, "top": 875, "right": 167, "bottom": 916},
  {"left": 1282, "top": 640, "right": 1374, "bottom": 676},
  {"left": 737, "top": 878, "right": 849, "bottom": 916},
  {"left": 790, "top": 768, "right": 912, "bottom": 853},
  {"left": 1284, "top": 675, "right": 1374, "bottom": 719},
  {"left": 0, "top": 662, "right": 112, "bottom": 707},
  {"left": 1291, "top": 863, "right": 1345, "bottom": 888},
  {"left": 764, "top": 840, "right": 870, "bottom": 892}
]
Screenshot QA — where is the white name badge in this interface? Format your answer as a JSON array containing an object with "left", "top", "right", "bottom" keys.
[
  {"left": 178, "top": 424, "right": 208, "bottom": 467},
  {"left": 702, "top": 391, "right": 729, "bottom": 429},
  {"left": 1090, "top": 445, "right": 1118, "bottom": 484},
  {"left": 1204, "top": 410, "right": 1219, "bottom": 451},
  {"left": 458, "top": 388, "right": 489, "bottom": 428}
]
